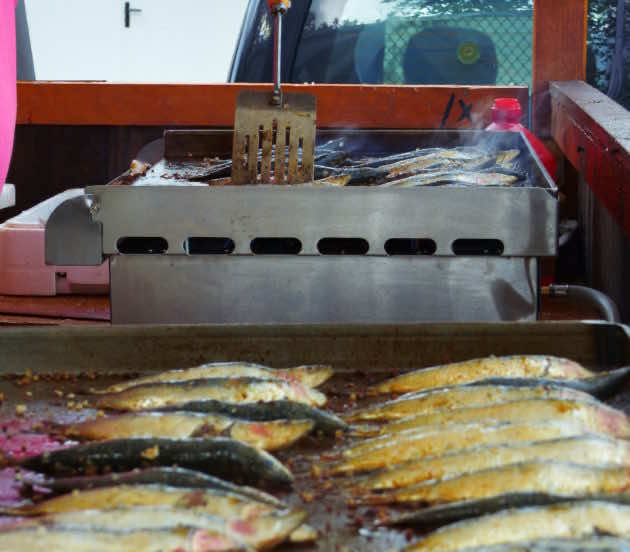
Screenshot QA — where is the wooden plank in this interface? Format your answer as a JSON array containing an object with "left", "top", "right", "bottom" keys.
[
  {"left": 550, "top": 80, "right": 630, "bottom": 238},
  {"left": 17, "top": 82, "right": 529, "bottom": 129},
  {"left": 533, "top": 0, "right": 588, "bottom": 136},
  {"left": 0, "top": 295, "right": 110, "bottom": 321},
  {"left": 0, "top": 314, "right": 107, "bottom": 326}
]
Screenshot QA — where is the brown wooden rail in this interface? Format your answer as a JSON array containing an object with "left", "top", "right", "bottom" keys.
[
  {"left": 551, "top": 80, "right": 630, "bottom": 238},
  {"left": 17, "top": 82, "right": 529, "bottom": 129}
]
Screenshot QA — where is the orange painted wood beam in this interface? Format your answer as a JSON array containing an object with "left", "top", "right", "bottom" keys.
[
  {"left": 17, "top": 82, "right": 528, "bottom": 129},
  {"left": 533, "top": 0, "right": 588, "bottom": 136}
]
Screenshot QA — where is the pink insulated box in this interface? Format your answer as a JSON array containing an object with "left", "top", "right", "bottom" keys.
[{"left": 0, "top": 189, "right": 109, "bottom": 295}]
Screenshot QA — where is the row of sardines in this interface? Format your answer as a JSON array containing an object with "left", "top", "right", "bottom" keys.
[
  {"left": 0, "top": 362, "right": 347, "bottom": 550},
  {"left": 142, "top": 139, "right": 529, "bottom": 188},
  {"left": 329, "top": 355, "right": 630, "bottom": 551}
]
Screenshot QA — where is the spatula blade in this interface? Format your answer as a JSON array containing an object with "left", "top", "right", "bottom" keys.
[{"left": 232, "top": 90, "right": 316, "bottom": 185}]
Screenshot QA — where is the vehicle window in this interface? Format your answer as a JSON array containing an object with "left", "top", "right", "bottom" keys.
[{"left": 292, "top": 0, "right": 534, "bottom": 87}]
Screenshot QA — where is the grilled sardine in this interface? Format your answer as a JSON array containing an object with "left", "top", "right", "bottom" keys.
[
  {"left": 365, "top": 461, "right": 630, "bottom": 506},
  {"left": 63, "top": 412, "right": 313, "bottom": 451},
  {"left": 352, "top": 435, "right": 630, "bottom": 493},
  {"left": 31, "top": 467, "right": 284, "bottom": 506},
  {"left": 345, "top": 384, "right": 593, "bottom": 422},
  {"left": 96, "top": 377, "right": 327, "bottom": 411},
  {"left": 7, "top": 484, "right": 277, "bottom": 518},
  {"left": 405, "top": 501, "right": 630, "bottom": 551},
  {"left": 372, "top": 356, "right": 592, "bottom": 395},
  {"left": 331, "top": 421, "right": 594, "bottom": 475},
  {"left": 19, "top": 438, "right": 294, "bottom": 488},
  {"left": 155, "top": 399, "right": 346, "bottom": 435},
  {"left": 93, "top": 362, "right": 333, "bottom": 394},
  {"left": 6, "top": 507, "right": 307, "bottom": 551},
  {"left": 369, "top": 399, "right": 630, "bottom": 438}
]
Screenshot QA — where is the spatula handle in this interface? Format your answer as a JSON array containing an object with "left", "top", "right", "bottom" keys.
[{"left": 270, "top": 1, "right": 290, "bottom": 106}]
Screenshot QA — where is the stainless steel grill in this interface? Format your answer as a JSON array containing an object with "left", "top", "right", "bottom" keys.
[{"left": 45, "top": 129, "right": 557, "bottom": 324}]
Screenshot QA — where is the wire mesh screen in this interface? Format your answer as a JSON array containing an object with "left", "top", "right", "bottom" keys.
[{"left": 383, "top": 11, "right": 533, "bottom": 86}]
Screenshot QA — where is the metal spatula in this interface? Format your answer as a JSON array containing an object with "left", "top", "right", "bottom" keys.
[{"left": 232, "top": 0, "right": 316, "bottom": 185}]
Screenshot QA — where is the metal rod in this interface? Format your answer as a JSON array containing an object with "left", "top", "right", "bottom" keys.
[{"left": 271, "top": 7, "right": 284, "bottom": 106}]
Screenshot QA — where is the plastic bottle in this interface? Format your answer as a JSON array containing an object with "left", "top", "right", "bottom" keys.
[{"left": 486, "top": 98, "right": 557, "bottom": 181}]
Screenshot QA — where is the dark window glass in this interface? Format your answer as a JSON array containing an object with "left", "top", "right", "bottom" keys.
[{"left": 236, "top": 0, "right": 534, "bottom": 87}]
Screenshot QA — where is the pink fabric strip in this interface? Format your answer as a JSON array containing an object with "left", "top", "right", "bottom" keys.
[{"left": 0, "top": 0, "right": 17, "bottom": 190}]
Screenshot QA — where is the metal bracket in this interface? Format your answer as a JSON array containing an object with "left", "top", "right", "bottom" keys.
[{"left": 45, "top": 194, "right": 104, "bottom": 266}]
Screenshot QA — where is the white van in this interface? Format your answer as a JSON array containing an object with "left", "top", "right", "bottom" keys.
[{"left": 23, "top": 0, "right": 248, "bottom": 83}]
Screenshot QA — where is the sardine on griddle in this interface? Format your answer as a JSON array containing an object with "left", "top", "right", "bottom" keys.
[
  {"left": 93, "top": 362, "right": 333, "bottom": 394},
  {"left": 351, "top": 434, "right": 630, "bottom": 493},
  {"left": 5, "top": 507, "right": 307, "bottom": 551},
  {"left": 371, "top": 355, "right": 593, "bottom": 395},
  {"left": 18, "top": 438, "right": 294, "bottom": 488},
  {"left": 62, "top": 412, "right": 314, "bottom": 451},
  {"left": 8, "top": 483, "right": 277, "bottom": 518},
  {"left": 462, "top": 537, "right": 630, "bottom": 551},
  {"left": 344, "top": 384, "right": 594, "bottom": 422},
  {"left": 405, "top": 501, "right": 630, "bottom": 551},
  {"left": 330, "top": 421, "right": 595, "bottom": 475},
  {"left": 0, "top": 526, "right": 244, "bottom": 552},
  {"left": 467, "top": 366, "right": 630, "bottom": 400},
  {"left": 29, "top": 467, "right": 284, "bottom": 506},
  {"left": 96, "top": 377, "right": 327, "bottom": 411},
  {"left": 370, "top": 398, "right": 630, "bottom": 438},
  {"left": 155, "top": 399, "right": 347, "bottom": 435},
  {"left": 364, "top": 460, "right": 630, "bottom": 506}
]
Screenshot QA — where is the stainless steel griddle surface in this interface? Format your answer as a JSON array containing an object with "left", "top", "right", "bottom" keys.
[{"left": 1, "top": 322, "right": 630, "bottom": 551}]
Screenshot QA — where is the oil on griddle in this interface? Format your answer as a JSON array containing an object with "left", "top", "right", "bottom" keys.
[{"left": 2, "top": 354, "right": 630, "bottom": 550}]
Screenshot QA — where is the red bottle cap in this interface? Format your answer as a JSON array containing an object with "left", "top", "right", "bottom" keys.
[{"left": 491, "top": 98, "right": 522, "bottom": 125}]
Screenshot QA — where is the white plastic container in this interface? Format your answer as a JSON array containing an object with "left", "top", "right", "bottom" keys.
[{"left": 0, "top": 189, "right": 109, "bottom": 295}]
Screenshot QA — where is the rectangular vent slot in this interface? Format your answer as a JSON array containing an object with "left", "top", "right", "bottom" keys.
[
  {"left": 385, "top": 239, "right": 437, "bottom": 256},
  {"left": 318, "top": 238, "right": 369, "bottom": 255},
  {"left": 452, "top": 239, "right": 504, "bottom": 256},
  {"left": 117, "top": 237, "right": 168, "bottom": 255},
  {"left": 185, "top": 238, "right": 235, "bottom": 255},
  {"left": 251, "top": 238, "right": 302, "bottom": 255}
]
